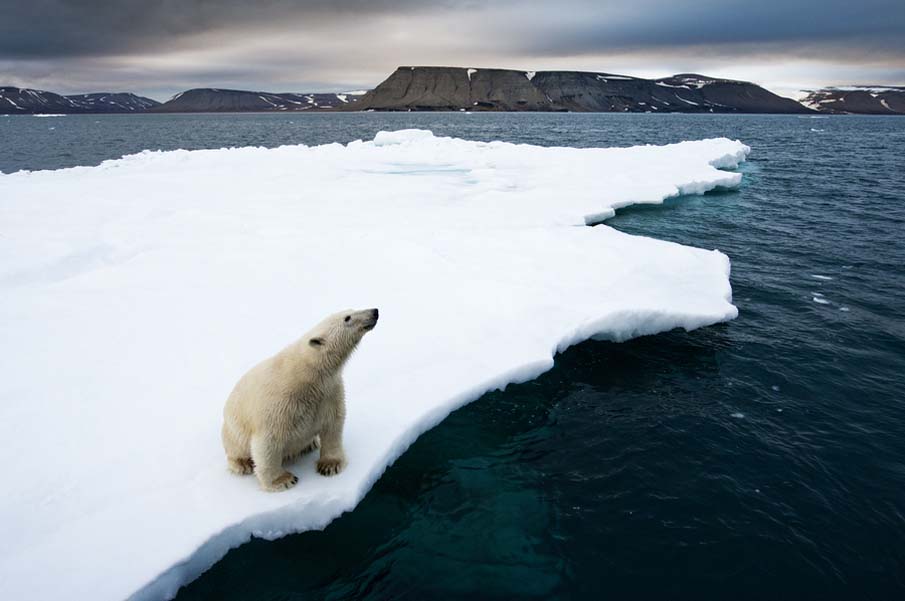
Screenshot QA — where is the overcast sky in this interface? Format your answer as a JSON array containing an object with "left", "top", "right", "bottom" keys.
[{"left": 1, "top": 0, "right": 903, "bottom": 101}]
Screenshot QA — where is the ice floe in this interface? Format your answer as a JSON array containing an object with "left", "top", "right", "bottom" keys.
[{"left": 0, "top": 130, "right": 748, "bottom": 600}]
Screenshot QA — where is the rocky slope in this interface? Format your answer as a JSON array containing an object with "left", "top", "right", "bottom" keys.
[
  {"left": 151, "top": 88, "right": 364, "bottom": 112},
  {"left": 7, "top": 74, "right": 902, "bottom": 115},
  {"left": 800, "top": 86, "right": 905, "bottom": 114},
  {"left": 351, "top": 67, "right": 813, "bottom": 113},
  {"left": 64, "top": 92, "right": 160, "bottom": 112},
  {"left": 0, "top": 87, "right": 79, "bottom": 113},
  {"left": 0, "top": 87, "right": 160, "bottom": 114}
]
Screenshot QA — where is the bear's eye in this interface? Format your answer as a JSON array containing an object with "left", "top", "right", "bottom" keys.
[{"left": 344, "top": 315, "right": 351, "bottom": 322}]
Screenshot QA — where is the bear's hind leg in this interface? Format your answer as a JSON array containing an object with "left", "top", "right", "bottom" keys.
[
  {"left": 302, "top": 435, "right": 321, "bottom": 454},
  {"left": 251, "top": 435, "right": 298, "bottom": 492},
  {"left": 282, "top": 435, "right": 321, "bottom": 464},
  {"left": 283, "top": 436, "right": 321, "bottom": 463}
]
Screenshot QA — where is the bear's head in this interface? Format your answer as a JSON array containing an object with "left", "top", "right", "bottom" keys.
[{"left": 305, "top": 308, "right": 379, "bottom": 371}]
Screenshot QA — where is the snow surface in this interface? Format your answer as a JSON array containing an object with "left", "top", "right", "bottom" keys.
[
  {"left": 674, "top": 95, "right": 700, "bottom": 106},
  {"left": 257, "top": 95, "right": 278, "bottom": 108},
  {"left": 0, "top": 130, "right": 748, "bottom": 601},
  {"left": 656, "top": 81, "right": 691, "bottom": 90},
  {"left": 826, "top": 86, "right": 904, "bottom": 93}
]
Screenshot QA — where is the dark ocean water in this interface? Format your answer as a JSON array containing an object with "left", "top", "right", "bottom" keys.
[{"left": 3, "top": 112, "right": 904, "bottom": 599}]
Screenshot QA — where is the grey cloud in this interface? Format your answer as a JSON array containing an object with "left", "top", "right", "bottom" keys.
[
  {"left": 490, "top": 1, "right": 905, "bottom": 58},
  {"left": 3, "top": 0, "right": 903, "bottom": 59},
  {"left": 0, "top": 0, "right": 474, "bottom": 58},
  {"left": 0, "top": 0, "right": 903, "bottom": 96}
]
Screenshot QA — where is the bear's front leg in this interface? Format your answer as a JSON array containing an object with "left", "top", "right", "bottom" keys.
[
  {"left": 251, "top": 435, "right": 298, "bottom": 491},
  {"left": 317, "top": 419, "right": 347, "bottom": 477}
]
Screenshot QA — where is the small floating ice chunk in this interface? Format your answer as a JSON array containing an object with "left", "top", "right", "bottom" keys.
[
  {"left": 813, "top": 296, "right": 830, "bottom": 304},
  {"left": 771, "top": 385, "right": 780, "bottom": 392},
  {"left": 372, "top": 129, "right": 437, "bottom": 146},
  {"left": 839, "top": 306, "right": 850, "bottom": 312},
  {"left": 811, "top": 274, "right": 833, "bottom": 280},
  {"left": 731, "top": 412, "right": 746, "bottom": 419}
]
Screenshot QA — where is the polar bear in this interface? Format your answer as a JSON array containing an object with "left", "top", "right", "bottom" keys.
[{"left": 221, "top": 308, "right": 379, "bottom": 491}]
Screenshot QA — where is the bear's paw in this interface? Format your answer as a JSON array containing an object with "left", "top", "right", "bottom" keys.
[
  {"left": 227, "top": 457, "right": 255, "bottom": 476},
  {"left": 316, "top": 457, "right": 346, "bottom": 477},
  {"left": 267, "top": 471, "right": 299, "bottom": 491}
]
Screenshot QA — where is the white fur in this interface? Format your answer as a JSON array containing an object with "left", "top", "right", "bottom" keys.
[{"left": 221, "top": 308, "right": 378, "bottom": 491}]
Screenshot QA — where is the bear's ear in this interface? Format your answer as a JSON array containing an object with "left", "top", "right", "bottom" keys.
[{"left": 309, "top": 337, "right": 325, "bottom": 347}]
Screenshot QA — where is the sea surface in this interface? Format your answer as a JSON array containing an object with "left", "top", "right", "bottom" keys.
[{"left": 3, "top": 112, "right": 904, "bottom": 599}]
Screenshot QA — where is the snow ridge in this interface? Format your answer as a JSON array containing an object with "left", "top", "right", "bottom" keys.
[{"left": 0, "top": 131, "right": 749, "bottom": 601}]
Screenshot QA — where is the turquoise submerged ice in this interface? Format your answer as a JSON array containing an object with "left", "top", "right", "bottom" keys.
[{"left": 0, "top": 130, "right": 748, "bottom": 600}]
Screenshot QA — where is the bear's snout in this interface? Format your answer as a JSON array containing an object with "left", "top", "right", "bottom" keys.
[{"left": 362, "top": 308, "right": 379, "bottom": 331}]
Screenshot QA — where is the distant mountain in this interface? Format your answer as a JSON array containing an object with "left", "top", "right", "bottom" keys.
[
  {"left": 0, "top": 87, "right": 78, "bottom": 113},
  {"left": 800, "top": 86, "right": 905, "bottom": 114},
  {"left": 65, "top": 92, "right": 161, "bottom": 112},
  {"left": 0, "top": 87, "right": 160, "bottom": 114},
  {"left": 151, "top": 88, "right": 365, "bottom": 112},
  {"left": 10, "top": 74, "right": 902, "bottom": 116},
  {"left": 351, "top": 67, "right": 813, "bottom": 113}
]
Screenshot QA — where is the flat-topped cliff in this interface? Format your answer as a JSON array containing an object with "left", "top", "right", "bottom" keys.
[{"left": 351, "top": 67, "right": 812, "bottom": 113}]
